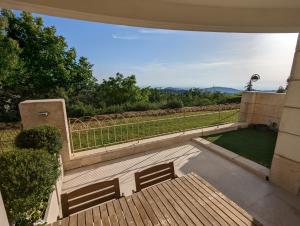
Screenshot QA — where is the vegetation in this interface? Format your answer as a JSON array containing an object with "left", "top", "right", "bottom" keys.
[
  {"left": 71, "top": 109, "right": 239, "bottom": 151},
  {"left": 204, "top": 128, "right": 278, "bottom": 168},
  {"left": 0, "top": 10, "right": 241, "bottom": 122},
  {"left": 15, "top": 125, "right": 63, "bottom": 155},
  {"left": 0, "top": 149, "right": 60, "bottom": 225}
]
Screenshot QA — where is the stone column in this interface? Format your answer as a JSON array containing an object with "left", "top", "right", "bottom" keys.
[
  {"left": 239, "top": 91, "right": 256, "bottom": 123},
  {"left": 270, "top": 34, "right": 300, "bottom": 195},
  {"left": 19, "top": 99, "right": 71, "bottom": 164}
]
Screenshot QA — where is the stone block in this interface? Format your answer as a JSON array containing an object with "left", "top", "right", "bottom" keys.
[
  {"left": 19, "top": 99, "right": 71, "bottom": 163},
  {"left": 270, "top": 154, "right": 300, "bottom": 195}
]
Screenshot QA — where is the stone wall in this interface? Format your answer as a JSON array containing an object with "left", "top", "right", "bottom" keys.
[{"left": 239, "top": 91, "right": 286, "bottom": 128}]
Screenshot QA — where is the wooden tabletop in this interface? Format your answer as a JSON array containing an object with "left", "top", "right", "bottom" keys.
[{"left": 48, "top": 173, "right": 262, "bottom": 226}]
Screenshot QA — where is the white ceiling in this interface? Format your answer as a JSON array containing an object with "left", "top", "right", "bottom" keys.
[{"left": 1, "top": 0, "right": 300, "bottom": 32}]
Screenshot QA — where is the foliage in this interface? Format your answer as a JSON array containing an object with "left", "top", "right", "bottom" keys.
[
  {"left": 15, "top": 125, "right": 63, "bottom": 155},
  {"left": 0, "top": 9, "right": 96, "bottom": 121},
  {"left": 0, "top": 149, "right": 60, "bottom": 225},
  {"left": 276, "top": 86, "right": 286, "bottom": 93},
  {"left": 245, "top": 81, "right": 253, "bottom": 91},
  {"left": 162, "top": 99, "right": 183, "bottom": 109},
  {"left": 0, "top": 10, "right": 242, "bottom": 122}
]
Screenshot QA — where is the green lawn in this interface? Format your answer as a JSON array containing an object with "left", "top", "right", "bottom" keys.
[
  {"left": 204, "top": 128, "right": 278, "bottom": 168},
  {"left": 71, "top": 109, "right": 239, "bottom": 152}
]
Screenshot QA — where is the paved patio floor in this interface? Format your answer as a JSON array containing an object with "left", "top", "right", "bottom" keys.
[{"left": 63, "top": 141, "right": 300, "bottom": 226}]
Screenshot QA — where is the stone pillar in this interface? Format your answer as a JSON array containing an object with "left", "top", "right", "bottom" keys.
[
  {"left": 0, "top": 191, "right": 9, "bottom": 226},
  {"left": 19, "top": 99, "right": 71, "bottom": 164},
  {"left": 239, "top": 91, "right": 256, "bottom": 123},
  {"left": 270, "top": 34, "right": 300, "bottom": 195}
]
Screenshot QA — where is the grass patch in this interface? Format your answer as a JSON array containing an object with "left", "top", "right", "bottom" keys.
[
  {"left": 71, "top": 110, "right": 239, "bottom": 152},
  {"left": 204, "top": 128, "right": 277, "bottom": 168}
]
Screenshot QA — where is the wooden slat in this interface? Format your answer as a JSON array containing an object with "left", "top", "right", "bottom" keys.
[
  {"left": 125, "top": 196, "right": 145, "bottom": 226},
  {"left": 107, "top": 200, "right": 120, "bottom": 226},
  {"left": 135, "top": 162, "right": 175, "bottom": 191},
  {"left": 61, "top": 217, "right": 70, "bottom": 226},
  {"left": 136, "top": 192, "right": 161, "bottom": 226},
  {"left": 173, "top": 178, "right": 225, "bottom": 226},
  {"left": 85, "top": 208, "right": 93, "bottom": 226},
  {"left": 131, "top": 193, "right": 153, "bottom": 226},
  {"left": 187, "top": 175, "right": 249, "bottom": 226},
  {"left": 113, "top": 199, "right": 128, "bottom": 226},
  {"left": 190, "top": 173, "right": 263, "bottom": 226},
  {"left": 68, "top": 179, "right": 118, "bottom": 199},
  {"left": 150, "top": 186, "right": 186, "bottom": 225},
  {"left": 138, "top": 163, "right": 173, "bottom": 177},
  {"left": 181, "top": 176, "right": 239, "bottom": 226},
  {"left": 156, "top": 183, "right": 200, "bottom": 225},
  {"left": 139, "top": 169, "right": 171, "bottom": 183},
  {"left": 92, "top": 206, "right": 103, "bottom": 226},
  {"left": 77, "top": 211, "right": 86, "bottom": 226},
  {"left": 164, "top": 180, "right": 212, "bottom": 225},
  {"left": 140, "top": 174, "right": 172, "bottom": 190},
  {"left": 142, "top": 189, "right": 173, "bottom": 226},
  {"left": 100, "top": 203, "right": 111, "bottom": 226},
  {"left": 69, "top": 193, "right": 116, "bottom": 215},
  {"left": 119, "top": 197, "right": 136, "bottom": 226},
  {"left": 69, "top": 186, "right": 116, "bottom": 207},
  {"left": 69, "top": 214, "right": 78, "bottom": 226}
]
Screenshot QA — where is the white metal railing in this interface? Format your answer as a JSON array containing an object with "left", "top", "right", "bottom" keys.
[{"left": 68, "top": 107, "right": 240, "bottom": 153}]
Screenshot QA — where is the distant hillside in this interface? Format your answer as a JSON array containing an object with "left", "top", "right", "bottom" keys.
[
  {"left": 203, "top": 87, "right": 241, "bottom": 94},
  {"left": 159, "top": 86, "right": 241, "bottom": 94}
]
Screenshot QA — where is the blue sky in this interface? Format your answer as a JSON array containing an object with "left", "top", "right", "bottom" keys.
[{"left": 33, "top": 12, "right": 298, "bottom": 90}]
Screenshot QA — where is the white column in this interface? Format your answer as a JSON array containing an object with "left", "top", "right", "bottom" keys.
[{"left": 270, "top": 34, "right": 300, "bottom": 195}]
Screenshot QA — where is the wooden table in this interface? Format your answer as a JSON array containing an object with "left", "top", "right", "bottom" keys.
[{"left": 48, "top": 173, "right": 262, "bottom": 226}]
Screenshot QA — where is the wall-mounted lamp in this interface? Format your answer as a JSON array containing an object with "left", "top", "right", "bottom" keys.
[{"left": 38, "top": 112, "right": 49, "bottom": 117}]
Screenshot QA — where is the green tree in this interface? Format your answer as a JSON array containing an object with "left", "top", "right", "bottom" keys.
[
  {"left": 276, "top": 86, "right": 286, "bottom": 93},
  {"left": 0, "top": 10, "right": 96, "bottom": 121},
  {"left": 97, "top": 73, "right": 144, "bottom": 106}
]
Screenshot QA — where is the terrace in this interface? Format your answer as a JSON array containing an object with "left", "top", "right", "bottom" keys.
[{"left": 1, "top": 0, "right": 300, "bottom": 226}]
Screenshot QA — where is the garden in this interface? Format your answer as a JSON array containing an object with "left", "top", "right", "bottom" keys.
[
  {"left": 204, "top": 126, "right": 278, "bottom": 168},
  {"left": 0, "top": 125, "right": 62, "bottom": 226}
]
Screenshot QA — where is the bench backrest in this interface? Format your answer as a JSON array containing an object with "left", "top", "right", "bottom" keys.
[
  {"left": 135, "top": 162, "right": 176, "bottom": 192},
  {"left": 61, "top": 178, "right": 120, "bottom": 217}
]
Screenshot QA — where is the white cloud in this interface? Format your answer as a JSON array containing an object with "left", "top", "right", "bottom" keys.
[
  {"left": 138, "top": 28, "right": 177, "bottom": 34},
  {"left": 112, "top": 34, "right": 140, "bottom": 40}
]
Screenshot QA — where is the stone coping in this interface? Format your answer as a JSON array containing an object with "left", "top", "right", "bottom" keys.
[
  {"left": 193, "top": 137, "right": 269, "bottom": 179},
  {"left": 63, "top": 122, "right": 248, "bottom": 171}
]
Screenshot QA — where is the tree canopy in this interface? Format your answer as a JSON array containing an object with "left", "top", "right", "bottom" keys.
[{"left": 0, "top": 10, "right": 241, "bottom": 122}]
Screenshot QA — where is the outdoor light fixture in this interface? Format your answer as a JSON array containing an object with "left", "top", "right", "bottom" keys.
[
  {"left": 246, "top": 74, "right": 260, "bottom": 91},
  {"left": 38, "top": 111, "right": 49, "bottom": 117},
  {"left": 251, "top": 74, "right": 260, "bottom": 83}
]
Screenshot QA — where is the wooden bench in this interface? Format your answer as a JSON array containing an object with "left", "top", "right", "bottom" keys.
[
  {"left": 134, "top": 162, "right": 177, "bottom": 192},
  {"left": 61, "top": 178, "right": 121, "bottom": 217}
]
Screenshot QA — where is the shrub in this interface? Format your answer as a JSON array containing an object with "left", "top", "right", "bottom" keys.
[
  {"left": 67, "top": 102, "right": 97, "bottom": 117},
  {"left": 162, "top": 100, "right": 183, "bottom": 109},
  {"left": 0, "top": 149, "right": 60, "bottom": 224},
  {"left": 15, "top": 125, "right": 63, "bottom": 155}
]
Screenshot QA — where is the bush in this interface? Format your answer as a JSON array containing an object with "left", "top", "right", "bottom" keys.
[
  {"left": 162, "top": 100, "right": 183, "bottom": 109},
  {"left": 15, "top": 125, "right": 63, "bottom": 155},
  {"left": 67, "top": 102, "right": 97, "bottom": 117},
  {"left": 0, "top": 149, "right": 60, "bottom": 224},
  {"left": 125, "top": 101, "right": 160, "bottom": 111}
]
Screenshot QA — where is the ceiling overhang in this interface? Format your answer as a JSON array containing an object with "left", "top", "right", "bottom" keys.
[{"left": 1, "top": 0, "right": 300, "bottom": 32}]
